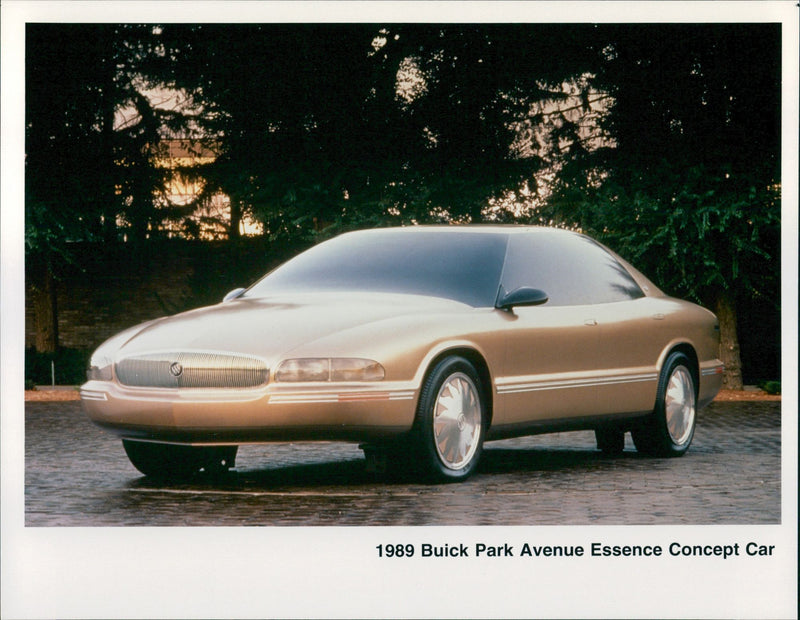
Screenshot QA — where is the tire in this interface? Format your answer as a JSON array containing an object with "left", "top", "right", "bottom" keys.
[
  {"left": 410, "top": 356, "right": 487, "bottom": 482},
  {"left": 595, "top": 427, "right": 625, "bottom": 456},
  {"left": 122, "top": 440, "right": 238, "bottom": 478},
  {"left": 632, "top": 352, "right": 697, "bottom": 457}
]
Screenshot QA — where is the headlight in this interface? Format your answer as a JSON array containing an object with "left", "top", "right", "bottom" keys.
[
  {"left": 87, "top": 355, "right": 113, "bottom": 382},
  {"left": 330, "top": 358, "right": 385, "bottom": 382},
  {"left": 275, "top": 358, "right": 385, "bottom": 382}
]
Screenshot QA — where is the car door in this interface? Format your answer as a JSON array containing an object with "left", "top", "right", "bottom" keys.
[
  {"left": 497, "top": 302, "right": 603, "bottom": 426},
  {"left": 590, "top": 295, "right": 688, "bottom": 416},
  {"left": 493, "top": 230, "right": 612, "bottom": 427}
]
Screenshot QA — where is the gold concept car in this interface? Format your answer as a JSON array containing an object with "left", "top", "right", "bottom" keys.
[{"left": 81, "top": 226, "right": 724, "bottom": 481}]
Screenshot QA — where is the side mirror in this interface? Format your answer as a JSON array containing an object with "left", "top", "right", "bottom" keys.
[
  {"left": 496, "top": 287, "right": 549, "bottom": 310},
  {"left": 222, "top": 287, "right": 246, "bottom": 303}
]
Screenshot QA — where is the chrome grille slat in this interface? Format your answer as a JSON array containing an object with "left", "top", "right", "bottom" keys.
[{"left": 116, "top": 352, "right": 268, "bottom": 388}]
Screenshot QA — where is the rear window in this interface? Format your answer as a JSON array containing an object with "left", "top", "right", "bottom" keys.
[{"left": 245, "top": 229, "right": 509, "bottom": 307}]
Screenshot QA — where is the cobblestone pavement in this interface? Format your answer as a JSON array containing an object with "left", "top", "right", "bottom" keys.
[{"left": 24, "top": 399, "right": 780, "bottom": 526}]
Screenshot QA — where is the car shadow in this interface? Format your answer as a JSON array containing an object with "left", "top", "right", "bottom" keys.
[
  {"left": 125, "top": 445, "right": 645, "bottom": 491},
  {"left": 480, "top": 446, "right": 640, "bottom": 474}
]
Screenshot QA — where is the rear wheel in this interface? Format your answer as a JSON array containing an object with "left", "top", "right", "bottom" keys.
[
  {"left": 632, "top": 352, "right": 697, "bottom": 457},
  {"left": 410, "top": 356, "right": 487, "bottom": 482},
  {"left": 122, "top": 440, "right": 238, "bottom": 478}
]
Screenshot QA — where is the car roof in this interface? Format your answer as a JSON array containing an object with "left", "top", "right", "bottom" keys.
[{"left": 342, "top": 225, "right": 578, "bottom": 236}]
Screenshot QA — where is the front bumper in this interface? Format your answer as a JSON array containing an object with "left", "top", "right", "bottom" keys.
[{"left": 80, "top": 380, "right": 418, "bottom": 445}]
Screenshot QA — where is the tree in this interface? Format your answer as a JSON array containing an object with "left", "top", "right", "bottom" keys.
[
  {"left": 541, "top": 24, "right": 781, "bottom": 389},
  {"left": 26, "top": 25, "right": 116, "bottom": 350},
  {"left": 25, "top": 23, "right": 780, "bottom": 387},
  {"left": 25, "top": 24, "right": 199, "bottom": 350},
  {"left": 169, "top": 25, "right": 603, "bottom": 240}
]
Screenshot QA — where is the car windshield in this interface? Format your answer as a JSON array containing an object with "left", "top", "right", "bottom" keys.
[{"left": 244, "top": 229, "right": 509, "bottom": 307}]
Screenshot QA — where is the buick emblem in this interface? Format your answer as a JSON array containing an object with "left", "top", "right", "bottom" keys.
[{"left": 169, "top": 362, "right": 184, "bottom": 377}]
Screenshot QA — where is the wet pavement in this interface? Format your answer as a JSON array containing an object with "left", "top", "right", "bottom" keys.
[{"left": 24, "top": 399, "right": 781, "bottom": 526}]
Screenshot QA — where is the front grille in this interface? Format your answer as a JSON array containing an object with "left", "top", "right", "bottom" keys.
[{"left": 116, "top": 352, "right": 268, "bottom": 389}]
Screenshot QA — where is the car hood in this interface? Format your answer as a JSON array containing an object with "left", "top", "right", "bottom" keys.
[{"left": 109, "top": 291, "right": 473, "bottom": 362}]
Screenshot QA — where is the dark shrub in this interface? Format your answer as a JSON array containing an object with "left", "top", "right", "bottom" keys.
[{"left": 25, "top": 348, "right": 91, "bottom": 386}]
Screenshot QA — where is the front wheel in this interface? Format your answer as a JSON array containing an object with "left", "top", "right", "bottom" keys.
[
  {"left": 632, "top": 352, "right": 697, "bottom": 457},
  {"left": 122, "top": 440, "right": 238, "bottom": 479},
  {"left": 410, "top": 356, "right": 487, "bottom": 482}
]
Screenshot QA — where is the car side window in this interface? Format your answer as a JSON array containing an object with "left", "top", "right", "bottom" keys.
[{"left": 500, "top": 231, "right": 645, "bottom": 306}]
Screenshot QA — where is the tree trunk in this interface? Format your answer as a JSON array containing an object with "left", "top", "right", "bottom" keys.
[
  {"left": 229, "top": 197, "right": 242, "bottom": 239},
  {"left": 33, "top": 265, "right": 59, "bottom": 353},
  {"left": 100, "top": 28, "right": 118, "bottom": 245},
  {"left": 714, "top": 290, "right": 743, "bottom": 390}
]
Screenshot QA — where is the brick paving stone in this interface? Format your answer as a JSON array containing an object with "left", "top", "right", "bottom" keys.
[{"left": 24, "top": 399, "right": 781, "bottom": 526}]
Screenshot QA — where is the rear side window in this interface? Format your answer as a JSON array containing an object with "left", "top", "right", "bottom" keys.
[{"left": 500, "top": 231, "right": 645, "bottom": 306}]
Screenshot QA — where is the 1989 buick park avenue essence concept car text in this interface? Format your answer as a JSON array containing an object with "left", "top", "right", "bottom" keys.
[{"left": 81, "top": 226, "right": 724, "bottom": 481}]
